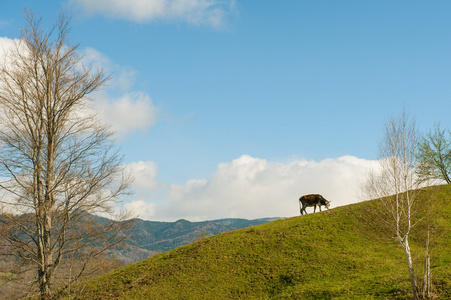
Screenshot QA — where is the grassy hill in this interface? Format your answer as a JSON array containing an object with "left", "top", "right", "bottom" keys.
[
  {"left": 109, "top": 217, "right": 281, "bottom": 264},
  {"left": 75, "top": 186, "right": 451, "bottom": 299}
]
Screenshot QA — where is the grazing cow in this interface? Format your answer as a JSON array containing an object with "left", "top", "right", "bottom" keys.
[{"left": 299, "top": 194, "right": 330, "bottom": 215}]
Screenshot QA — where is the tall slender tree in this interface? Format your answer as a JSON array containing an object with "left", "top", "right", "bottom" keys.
[
  {"left": 363, "top": 110, "right": 421, "bottom": 300},
  {"left": 0, "top": 11, "right": 132, "bottom": 299}
]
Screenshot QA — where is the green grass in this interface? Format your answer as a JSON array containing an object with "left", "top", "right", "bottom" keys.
[{"left": 74, "top": 185, "right": 451, "bottom": 299}]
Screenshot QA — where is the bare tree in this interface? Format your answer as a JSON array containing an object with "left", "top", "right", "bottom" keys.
[
  {"left": 363, "top": 110, "right": 422, "bottom": 300},
  {"left": 0, "top": 10, "right": 132, "bottom": 299},
  {"left": 417, "top": 123, "right": 451, "bottom": 184}
]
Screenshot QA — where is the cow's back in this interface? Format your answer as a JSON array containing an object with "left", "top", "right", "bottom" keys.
[{"left": 300, "top": 194, "right": 321, "bottom": 205}]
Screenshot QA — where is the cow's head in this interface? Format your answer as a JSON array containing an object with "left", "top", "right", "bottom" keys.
[
  {"left": 321, "top": 198, "right": 331, "bottom": 209},
  {"left": 325, "top": 200, "right": 330, "bottom": 209}
]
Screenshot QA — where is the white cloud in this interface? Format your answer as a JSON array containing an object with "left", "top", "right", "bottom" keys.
[
  {"left": 0, "top": 37, "right": 15, "bottom": 49},
  {"left": 95, "top": 91, "right": 158, "bottom": 137},
  {"left": 0, "top": 37, "right": 22, "bottom": 67},
  {"left": 0, "top": 39, "right": 157, "bottom": 138},
  {"left": 126, "top": 155, "right": 378, "bottom": 221},
  {"left": 126, "top": 161, "right": 160, "bottom": 190},
  {"left": 69, "top": 0, "right": 235, "bottom": 27},
  {"left": 83, "top": 47, "right": 138, "bottom": 92},
  {"left": 80, "top": 47, "right": 158, "bottom": 137},
  {"left": 125, "top": 199, "right": 158, "bottom": 218}
]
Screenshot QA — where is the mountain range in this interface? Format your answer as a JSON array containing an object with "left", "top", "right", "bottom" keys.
[{"left": 116, "top": 217, "right": 281, "bottom": 263}]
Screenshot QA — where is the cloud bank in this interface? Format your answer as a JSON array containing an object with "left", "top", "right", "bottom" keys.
[
  {"left": 69, "top": 0, "right": 236, "bottom": 27},
  {"left": 0, "top": 39, "right": 157, "bottom": 138},
  {"left": 126, "top": 155, "right": 378, "bottom": 221}
]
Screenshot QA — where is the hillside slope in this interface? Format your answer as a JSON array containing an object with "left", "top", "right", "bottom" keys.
[
  {"left": 111, "top": 217, "right": 280, "bottom": 263},
  {"left": 77, "top": 186, "right": 451, "bottom": 299}
]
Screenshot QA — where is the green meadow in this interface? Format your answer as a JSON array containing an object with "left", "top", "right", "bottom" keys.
[{"left": 74, "top": 186, "right": 451, "bottom": 299}]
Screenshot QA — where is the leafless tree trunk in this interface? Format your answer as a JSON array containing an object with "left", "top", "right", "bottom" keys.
[
  {"left": 423, "top": 227, "right": 431, "bottom": 299},
  {"left": 0, "top": 10, "right": 132, "bottom": 299},
  {"left": 363, "top": 110, "right": 421, "bottom": 300}
]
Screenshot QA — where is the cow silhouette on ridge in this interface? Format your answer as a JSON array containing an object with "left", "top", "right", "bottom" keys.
[{"left": 299, "top": 194, "right": 330, "bottom": 215}]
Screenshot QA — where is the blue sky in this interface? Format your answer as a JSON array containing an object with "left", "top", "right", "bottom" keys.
[{"left": 1, "top": 1, "right": 451, "bottom": 221}]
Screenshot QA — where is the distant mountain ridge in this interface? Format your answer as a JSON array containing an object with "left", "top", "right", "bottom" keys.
[
  {"left": 118, "top": 217, "right": 281, "bottom": 263},
  {"left": 0, "top": 213, "right": 281, "bottom": 264}
]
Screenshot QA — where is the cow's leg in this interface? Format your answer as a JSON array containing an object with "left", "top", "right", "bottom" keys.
[
  {"left": 319, "top": 205, "right": 322, "bottom": 212},
  {"left": 301, "top": 204, "right": 307, "bottom": 215},
  {"left": 313, "top": 205, "right": 316, "bottom": 213}
]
